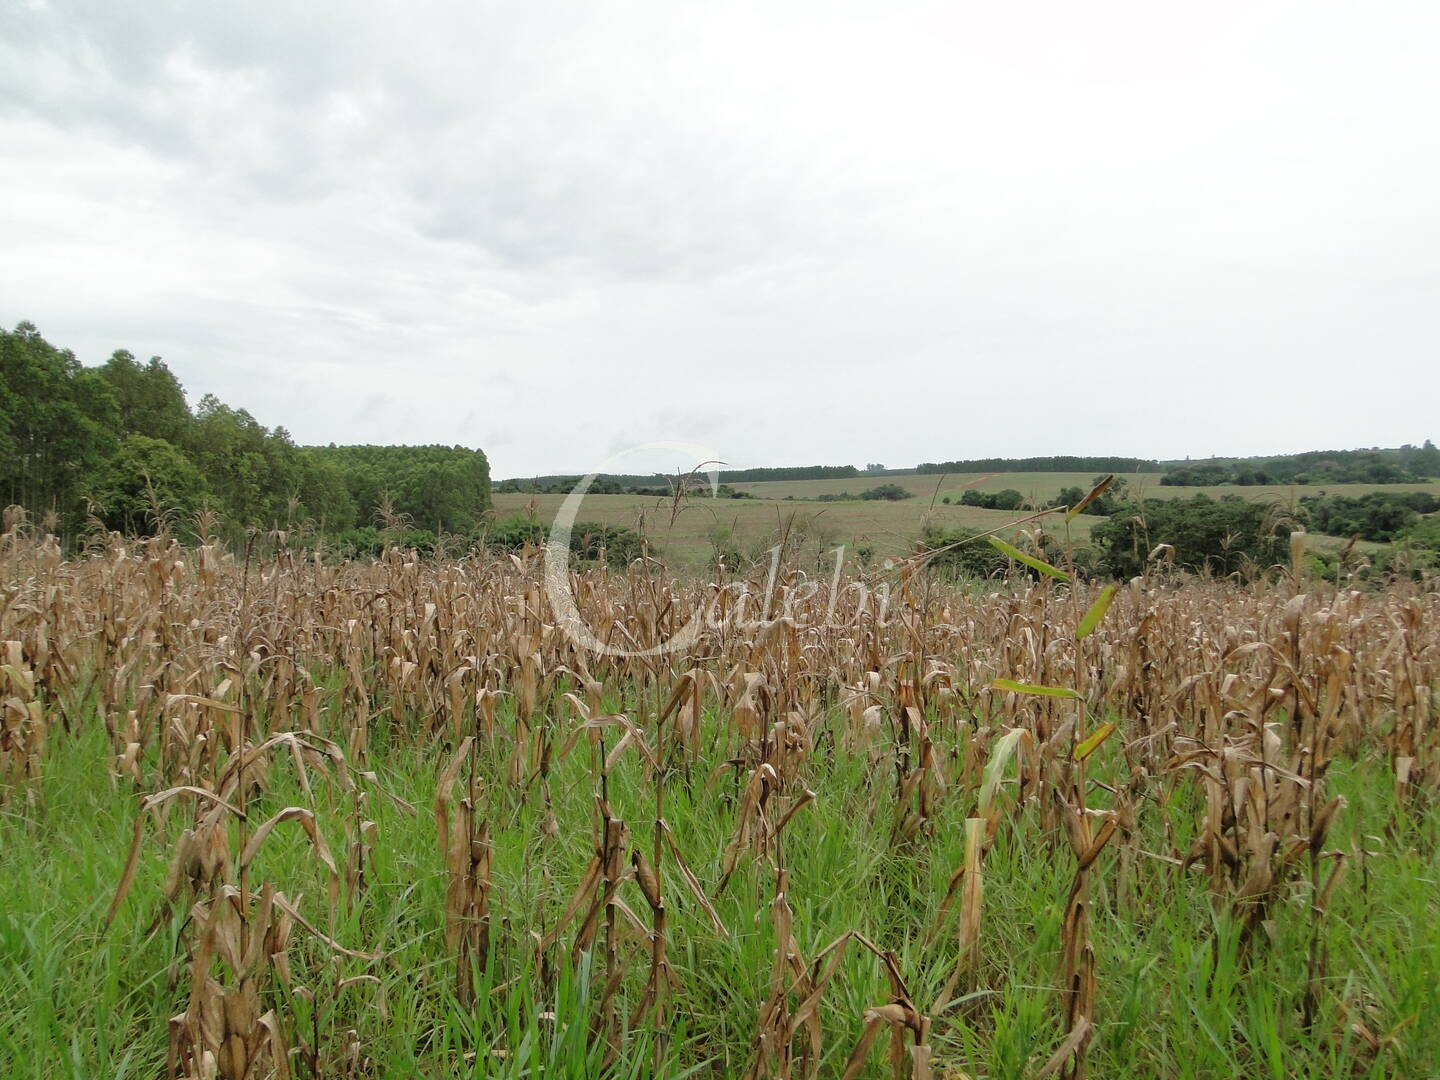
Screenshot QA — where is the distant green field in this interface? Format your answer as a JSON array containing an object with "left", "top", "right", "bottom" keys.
[
  {"left": 729, "top": 471, "right": 1440, "bottom": 506},
  {"left": 489, "top": 491, "right": 1095, "bottom": 567},
  {"left": 728, "top": 471, "right": 1142, "bottom": 502},
  {"left": 492, "top": 469, "right": 1438, "bottom": 568}
]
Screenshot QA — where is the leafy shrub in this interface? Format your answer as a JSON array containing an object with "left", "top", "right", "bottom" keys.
[
  {"left": 1090, "top": 495, "right": 1293, "bottom": 578},
  {"left": 860, "top": 484, "right": 913, "bottom": 501},
  {"left": 332, "top": 525, "right": 438, "bottom": 558},
  {"left": 569, "top": 523, "right": 648, "bottom": 565},
  {"left": 919, "top": 526, "right": 1011, "bottom": 578},
  {"left": 919, "top": 526, "right": 1065, "bottom": 580},
  {"left": 957, "top": 488, "right": 1026, "bottom": 511},
  {"left": 483, "top": 515, "right": 649, "bottom": 566},
  {"left": 1047, "top": 477, "right": 1127, "bottom": 516},
  {"left": 484, "top": 516, "right": 548, "bottom": 550},
  {"left": 1388, "top": 518, "right": 1440, "bottom": 575},
  {"left": 1298, "top": 492, "right": 1440, "bottom": 541}
]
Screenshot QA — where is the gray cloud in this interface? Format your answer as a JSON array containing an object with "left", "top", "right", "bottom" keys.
[
  {"left": 2, "top": 1, "right": 878, "bottom": 282},
  {"left": 3, "top": 1, "right": 1439, "bottom": 477}
]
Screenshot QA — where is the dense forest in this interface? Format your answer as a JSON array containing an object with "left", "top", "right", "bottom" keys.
[{"left": 0, "top": 322, "right": 490, "bottom": 544}]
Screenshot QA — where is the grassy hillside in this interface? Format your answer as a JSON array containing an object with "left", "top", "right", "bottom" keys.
[
  {"left": 729, "top": 471, "right": 1440, "bottom": 506},
  {"left": 490, "top": 491, "right": 1097, "bottom": 567},
  {"left": 493, "top": 471, "right": 1440, "bottom": 569}
]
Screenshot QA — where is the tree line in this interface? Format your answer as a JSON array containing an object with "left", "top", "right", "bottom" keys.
[
  {"left": 496, "top": 464, "right": 861, "bottom": 493},
  {"left": 497, "top": 447, "right": 1440, "bottom": 497},
  {"left": 1159, "top": 445, "right": 1439, "bottom": 486},
  {"left": 0, "top": 322, "right": 490, "bottom": 545},
  {"left": 1296, "top": 490, "right": 1440, "bottom": 542},
  {"left": 915, "top": 455, "right": 1162, "bottom": 475}
]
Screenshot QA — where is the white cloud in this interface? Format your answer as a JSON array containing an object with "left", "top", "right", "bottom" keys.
[{"left": 3, "top": 0, "right": 1439, "bottom": 476}]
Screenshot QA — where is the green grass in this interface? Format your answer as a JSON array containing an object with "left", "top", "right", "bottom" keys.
[
  {"left": 492, "top": 472, "right": 1440, "bottom": 567},
  {"left": 3, "top": 701, "right": 1437, "bottom": 1078},
  {"left": 726, "top": 472, "right": 1440, "bottom": 506},
  {"left": 489, "top": 491, "right": 1097, "bottom": 567},
  {"left": 727, "top": 472, "right": 1162, "bottom": 503}
]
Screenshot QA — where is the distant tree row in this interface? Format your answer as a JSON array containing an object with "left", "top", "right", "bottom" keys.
[
  {"left": 1160, "top": 445, "right": 1438, "bottom": 486},
  {"left": 495, "top": 475, "right": 758, "bottom": 499},
  {"left": 497, "top": 465, "right": 861, "bottom": 492},
  {"left": 916, "top": 455, "right": 1160, "bottom": 475},
  {"left": 0, "top": 321, "right": 490, "bottom": 543},
  {"left": 716, "top": 465, "right": 860, "bottom": 483},
  {"left": 498, "top": 445, "right": 1440, "bottom": 499},
  {"left": 496, "top": 475, "right": 630, "bottom": 494},
  {"left": 914, "top": 447, "right": 1438, "bottom": 486}
]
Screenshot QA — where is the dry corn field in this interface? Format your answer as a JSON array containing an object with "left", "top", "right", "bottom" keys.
[{"left": 1, "top": 517, "right": 1438, "bottom": 1079}]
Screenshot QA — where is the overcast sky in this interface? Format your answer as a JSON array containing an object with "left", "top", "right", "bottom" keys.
[{"left": 3, "top": 1, "right": 1438, "bottom": 478}]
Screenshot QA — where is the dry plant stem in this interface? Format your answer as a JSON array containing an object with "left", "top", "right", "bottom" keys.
[{"left": 0, "top": 510, "right": 1428, "bottom": 1078}]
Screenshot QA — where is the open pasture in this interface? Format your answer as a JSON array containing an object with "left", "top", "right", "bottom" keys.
[
  {"left": 486, "top": 486, "right": 1397, "bottom": 571},
  {"left": 489, "top": 491, "right": 1101, "bottom": 567},
  {"left": 725, "top": 473, "right": 1161, "bottom": 504},
  {"left": 727, "top": 472, "right": 1440, "bottom": 509}
]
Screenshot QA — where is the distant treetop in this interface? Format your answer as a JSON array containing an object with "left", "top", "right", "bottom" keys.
[{"left": 914, "top": 456, "right": 1161, "bottom": 475}]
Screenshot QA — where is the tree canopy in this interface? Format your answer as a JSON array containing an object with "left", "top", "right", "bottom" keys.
[
  {"left": 1090, "top": 495, "right": 1293, "bottom": 578},
  {"left": 0, "top": 322, "right": 489, "bottom": 544}
]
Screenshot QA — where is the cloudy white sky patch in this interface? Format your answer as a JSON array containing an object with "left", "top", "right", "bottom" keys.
[{"left": 3, "top": 0, "right": 1438, "bottom": 476}]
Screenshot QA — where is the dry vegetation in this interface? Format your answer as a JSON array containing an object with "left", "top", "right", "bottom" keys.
[{"left": 1, "top": 506, "right": 1438, "bottom": 1078}]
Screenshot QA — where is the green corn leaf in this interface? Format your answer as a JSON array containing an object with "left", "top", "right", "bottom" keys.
[
  {"left": 991, "top": 678, "right": 1081, "bottom": 699},
  {"left": 1066, "top": 474, "right": 1114, "bottom": 520},
  {"left": 987, "top": 537, "right": 1070, "bottom": 581},
  {"left": 1076, "top": 585, "right": 1117, "bottom": 640},
  {"left": 1074, "top": 721, "right": 1116, "bottom": 761}
]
